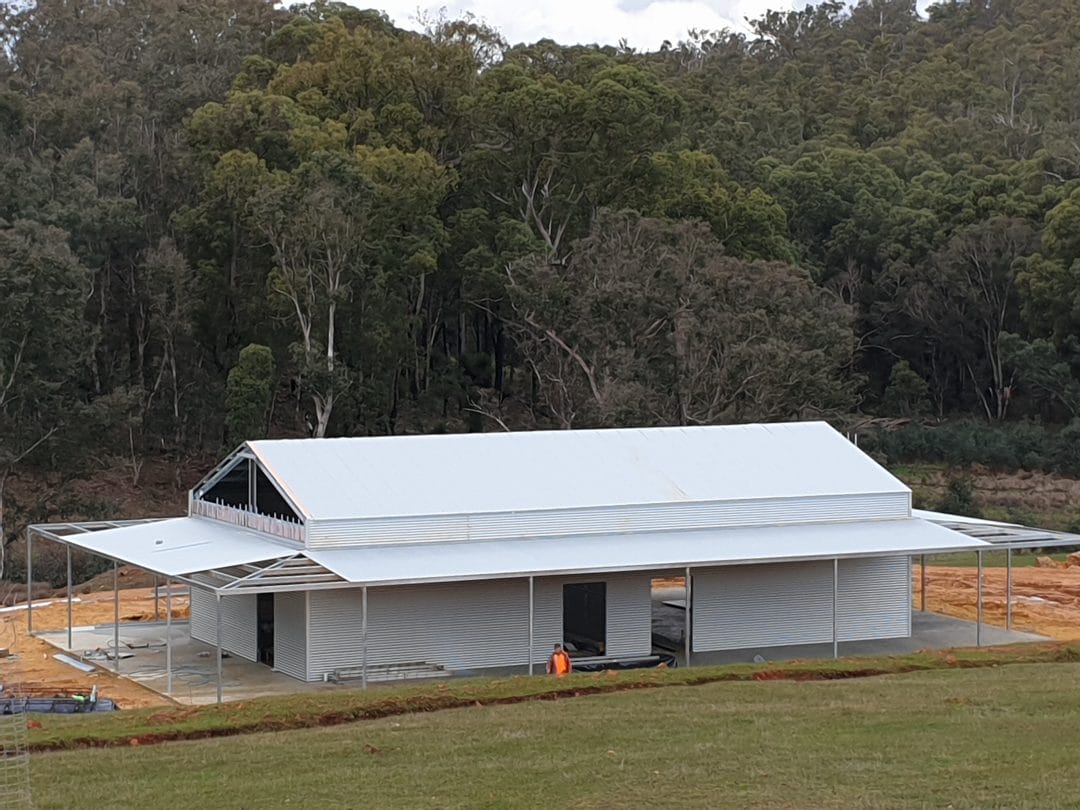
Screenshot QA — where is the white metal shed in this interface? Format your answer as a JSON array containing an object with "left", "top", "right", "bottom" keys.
[{"left": 30, "top": 421, "right": 1037, "bottom": 701}]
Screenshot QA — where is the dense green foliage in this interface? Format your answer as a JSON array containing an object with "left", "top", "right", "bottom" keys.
[
  {"left": 224, "top": 344, "right": 276, "bottom": 444},
  {"left": 5, "top": 0, "right": 1080, "bottom": 542}
]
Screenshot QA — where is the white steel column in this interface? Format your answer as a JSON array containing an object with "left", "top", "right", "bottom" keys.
[
  {"left": 66, "top": 544, "right": 73, "bottom": 651},
  {"left": 528, "top": 576, "right": 535, "bottom": 676},
  {"left": 684, "top": 566, "right": 692, "bottom": 667},
  {"left": 215, "top": 592, "right": 223, "bottom": 705},
  {"left": 25, "top": 529, "right": 32, "bottom": 634},
  {"left": 1006, "top": 548, "right": 1013, "bottom": 631},
  {"left": 832, "top": 558, "right": 839, "bottom": 659},
  {"left": 976, "top": 550, "right": 983, "bottom": 647},
  {"left": 361, "top": 586, "right": 368, "bottom": 690},
  {"left": 113, "top": 560, "right": 120, "bottom": 672},
  {"left": 153, "top": 575, "right": 159, "bottom": 621},
  {"left": 920, "top": 554, "right": 927, "bottom": 612},
  {"left": 165, "top": 577, "right": 173, "bottom": 695}
]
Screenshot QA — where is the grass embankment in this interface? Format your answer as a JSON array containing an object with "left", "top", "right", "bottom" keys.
[
  {"left": 26, "top": 643, "right": 1080, "bottom": 752},
  {"left": 31, "top": 659, "right": 1080, "bottom": 809},
  {"left": 926, "top": 550, "right": 1069, "bottom": 568}
]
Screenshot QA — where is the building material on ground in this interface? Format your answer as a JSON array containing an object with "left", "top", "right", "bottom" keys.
[
  {"left": 571, "top": 654, "right": 677, "bottom": 672},
  {"left": 52, "top": 654, "right": 94, "bottom": 673},
  {"left": 328, "top": 662, "right": 447, "bottom": 684}
]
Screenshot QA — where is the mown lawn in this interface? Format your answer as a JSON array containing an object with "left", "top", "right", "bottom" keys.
[
  {"left": 28, "top": 661, "right": 1080, "bottom": 809},
  {"left": 23, "top": 644, "right": 1080, "bottom": 751}
]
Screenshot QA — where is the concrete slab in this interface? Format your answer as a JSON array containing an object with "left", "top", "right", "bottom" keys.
[
  {"left": 37, "top": 622, "right": 340, "bottom": 706},
  {"left": 662, "top": 608, "right": 1048, "bottom": 667},
  {"left": 36, "top": 602, "right": 1052, "bottom": 706}
]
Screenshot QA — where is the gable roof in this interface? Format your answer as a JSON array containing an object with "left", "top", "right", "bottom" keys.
[{"left": 246, "top": 421, "right": 907, "bottom": 522}]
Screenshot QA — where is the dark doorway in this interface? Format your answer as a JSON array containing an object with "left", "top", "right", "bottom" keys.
[
  {"left": 257, "top": 593, "right": 275, "bottom": 667},
  {"left": 563, "top": 582, "right": 607, "bottom": 657}
]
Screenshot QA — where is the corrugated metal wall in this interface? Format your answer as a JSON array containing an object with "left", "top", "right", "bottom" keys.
[
  {"left": 306, "top": 580, "right": 531, "bottom": 680},
  {"left": 306, "top": 492, "right": 910, "bottom": 548},
  {"left": 691, "top": 557, "right": 910, "bottom": 651},
  {"left": 532, "top": 574, "right": 652, "bottom": 663},
  {"left": 837, "top": 557, "right": 911, "bottom": 641},
  {"left": 187, "top": 587, "right": 258, "bottom": 662},
  {"left": 273, "top": 591, "right": 307, "bottom": 681},
  {"left": 303, "top": 573, "right": 654, "bottom": 680}
]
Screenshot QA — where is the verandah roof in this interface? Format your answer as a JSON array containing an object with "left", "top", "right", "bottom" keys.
[{"left": 32, "top": 515, "right": 992, "bottom": 595}]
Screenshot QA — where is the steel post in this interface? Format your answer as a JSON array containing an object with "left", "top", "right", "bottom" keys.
[
  {"left": 361, "top": 586, "right": 368, "bottom": 690},
  {"left": 976, "top": 550, "right": 983, "bottom": 647},
  {"left": 26, "top": 528, "right": 32, "bottom": 634},
  {"left": 684, "top": 567, "right": 692, "bottom": 667},
  {"left": 66, "top": 543, "right": 73, "bottom": 651},
  {"left": 528, "top": 576, "right": 535, "bottom": 676},
  {"left": 113, "top": 560, "right": 120, "bottom": 672},
  {"left": 153, "top": 575, "right": 159, "bottom": 621},
  {"left": 1006, "top": 548, "right": 1012, "bottom": 631},
  {"left": 166, "top": 577, "right": 173, "bottom": 695},
  {"left": 215, "top": 592, "right": 223, "bottom": 705},
  {"left": 832, "top": 558, "right": 839, "bottom": 659},
  {"left": 920, "top": 554, "right": 927, "bottom": 612}
]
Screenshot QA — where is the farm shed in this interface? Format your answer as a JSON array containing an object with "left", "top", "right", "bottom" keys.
[{"left": 29, "top": 422, "right": 1040, "bottom": 701}]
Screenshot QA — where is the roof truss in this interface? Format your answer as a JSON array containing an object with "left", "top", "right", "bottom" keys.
[{"left": 27, "top": 521, "right": 345, "bottom": 596}]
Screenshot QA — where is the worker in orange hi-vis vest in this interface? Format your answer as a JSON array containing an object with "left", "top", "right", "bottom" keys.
[{"left": 546, "top": 643, "right": 572, "bottom": 677}]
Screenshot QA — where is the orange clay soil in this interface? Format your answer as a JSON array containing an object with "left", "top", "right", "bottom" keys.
[
  {"left": 0, "top": 585, "right": 189, "bottom": 709},
  {"left": 914, "top": 564, "right": 1080, "bottom": 641}
]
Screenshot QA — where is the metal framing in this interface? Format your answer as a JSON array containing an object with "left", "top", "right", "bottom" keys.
[
  {"left": 832, "top": 558, "right": 839, "bottom": 659},
  {"left": 527, "top": 576, "right": 535, "bottom": 676},
  {"left": 684, "top": 566, "right": 692, "bottom": 667},
  {"left": 191, "top": 446, "right": 308, "bottom": 526},
  {"left": 26, "top": 523, "right": 344, "bottom": 597},
  {"left": 1006, "top": 548, "right": 1012, "bottom": 631},
  {"left": 976, "top": 550, "right": 983, "bottom": 647}
]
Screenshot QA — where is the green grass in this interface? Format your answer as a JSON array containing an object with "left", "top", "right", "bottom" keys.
[
  {"left": 29, "top": 660, "right": 1080, "bottom": 809},
  {"left": 23, "top": 643, "right": 1080, "bottom": 753},
  {"left": 924, "top": 550, "right": 1071, "bottom": 567}
]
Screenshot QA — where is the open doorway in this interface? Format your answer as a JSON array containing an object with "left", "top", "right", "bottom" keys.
[
  {"left": 650, "top": 575, "right": 686, "bottom": 655},
  {"left": 257, "top": 593, "right": 275, "bottom": 667},
  {"left": 563, "top": 582, "right": 606, "bottom": 657}
]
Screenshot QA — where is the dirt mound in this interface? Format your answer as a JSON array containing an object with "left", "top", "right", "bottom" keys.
[{"left": 57, "top": 565, "right": 161, "bottom": 596}]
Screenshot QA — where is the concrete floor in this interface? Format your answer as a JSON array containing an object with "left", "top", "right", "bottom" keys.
[
  {"left": 651, "top": 587, "right": 1048, "bottom": 666},
  {"left": 37, "top": 622, "right": 340, "bottom": 706},
  {"left": 37, "top": 604, "right": 1049, "bottom": 705},
  {"left": 678, "top": 611, "right": 1047, "bottom": 667}
]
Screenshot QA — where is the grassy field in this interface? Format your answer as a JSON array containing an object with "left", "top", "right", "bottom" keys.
[
  {"left": 23, "top": 644, "right": 1080, "bottom": 751},
  {"left": 28, "top": 661, "right": 1080, "bottom": 809}
]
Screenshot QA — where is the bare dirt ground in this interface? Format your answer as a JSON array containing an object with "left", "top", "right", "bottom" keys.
[
  {"left": 0, "top": 585, "right": 189, "bottom": 709},
  {"left": 914, "top": 564, "right": 1080, "bottom": 641}
]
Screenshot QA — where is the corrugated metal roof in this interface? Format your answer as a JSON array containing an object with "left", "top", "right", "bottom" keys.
[
  {"left": 248, "top": 422, "right": 907, "bottom": 521},
  {"left": 305, "top": 519, "right": 986, "bottom": 587},
  {"left": 46, "top": 517, "right": 297, "bottom": 577}
]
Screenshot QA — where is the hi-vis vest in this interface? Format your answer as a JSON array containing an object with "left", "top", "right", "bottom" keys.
[{"left": 552, "top": 651, "right": 571, "bottom": 675}]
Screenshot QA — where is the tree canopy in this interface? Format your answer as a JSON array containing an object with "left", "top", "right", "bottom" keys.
[{"left": 3, "top": 0, "right": 1080, "bottom": 533}]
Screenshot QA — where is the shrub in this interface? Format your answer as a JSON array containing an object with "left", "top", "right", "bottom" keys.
[{"left": 937, "top": 477, "right": 981, "bottom": 518}]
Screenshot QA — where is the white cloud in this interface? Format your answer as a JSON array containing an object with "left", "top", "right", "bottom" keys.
[{"left": 363, "top": 0, "right": 800, "bottom": 50}]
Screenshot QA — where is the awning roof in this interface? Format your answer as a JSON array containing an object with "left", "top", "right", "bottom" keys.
[
  {"left": 306, "top": 518, "right": 987, "bottom": 587},
  {"left": 31, "top": 517, "right": 298, "bottom": 578},
  {"left": 35, "top": 515, "right": 992, "bottom": 593},
  {"left": 914, "top": 509, "right": 1080, "bottom": 550}
]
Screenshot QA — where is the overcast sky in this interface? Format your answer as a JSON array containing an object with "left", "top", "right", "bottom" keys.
[{"left": 365, "top": 0, "right": 802, "bottom": 50}]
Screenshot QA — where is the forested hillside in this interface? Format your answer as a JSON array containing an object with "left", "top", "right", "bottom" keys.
[{"left": 3, "top": 0, "right": 1080, "bottom": 542}]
